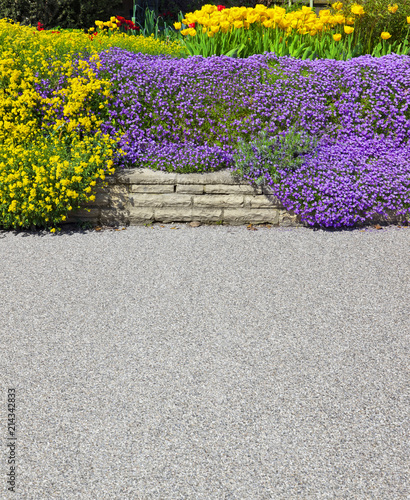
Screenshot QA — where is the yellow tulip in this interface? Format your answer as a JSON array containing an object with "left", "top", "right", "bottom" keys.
[
  {"left": 333, "top": 33, "right": 342, "bottom": 41},
  {"left": 319, "top": 10, "right": 331, "bottom": 17},
  {"left": 173, "top": 22, "right": 181, "bottom": 30},
  {"left": 345, "top": 17, "right": 355, "bottom": 25},
  {"left": 387, "top": 4, "right": 398, "bottom": 13},
  {"left": 381, "top": 31, "right": 391, "bottom": 39},
  {"left": 351, "top": 4, "right": 365, "bottom": 15},
  {"left": 202, "top": 5, "right": 216, "bottom": 14},
  {"left": 407, "top": 16, "right": 410, "bottom": 23},
  {"left": 344, "top": 25, "right": 354, "bottom": 34},
  {"left": 332, "top": 2, "right": 343, "bottom": 10}
]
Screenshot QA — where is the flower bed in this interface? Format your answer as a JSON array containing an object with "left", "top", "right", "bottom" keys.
[
  {"left": 93, "top": 48, "right": 410, "bottom": 228},
  {"left": 1, "top": 14, "right": 410, "bottom": 230}
]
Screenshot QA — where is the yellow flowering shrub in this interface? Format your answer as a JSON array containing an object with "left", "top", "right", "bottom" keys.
[
  {"left": 0, "top": 133, "right": 116, "bottom": 229},
  {"left": 0, "top": 19, "right": 123, "bottom": 231}
]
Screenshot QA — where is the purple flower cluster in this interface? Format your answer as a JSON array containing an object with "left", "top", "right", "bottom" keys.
[
  {"left": 92, "top": 48, "right": 410, "bottom": 227},
  {"left": 273, "top": 136, "right": 410, "bottom": 227}
]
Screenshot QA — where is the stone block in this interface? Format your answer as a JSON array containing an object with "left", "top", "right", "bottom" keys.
[
  {"left": 129, "top": 193, "right": 192, "bottom": 208},
  {"left": 279, "top": 210, "right": 301, "bottom": 227},
  {"left": 127, "top": 207, "right": 154, "bottom": 224},
  {"left": 115, "top": 168, "right": 177, "bottom": 185},
  {"left": 68, "top": 208, "right": 100, "bottom": 219},
  {"left": 84, "top": 191, "right": 110, "bottom": 208},
  {"left": 222, "top": 208, "right": 280, "bottom": 225},
  {"left": 176, "top": 184, "right": 204, "bottom": 194},
  {"left": 107, "top": 185, "right": 129, "bottom": 211},
  {"left": 205, "top": 184, "right": 262, "bottom": 195},
  {"left": 154, "top": 207, "right": 193, "bottom": 222},
  {"left": 104, "top": 175, "right": 117, "bottom": 185},
  {"left": 130, "top": 184, "right": 175, "bottom": 194},
  {"left": 244, "top": 195, "right": 282, "bottom": 209},
  {"left": 176, "top": 170, "right": 242, "bottom": 185},
  {"left": 193, "top": 195, "right": 244, "bottom": 208},
  {"left": 191, "top": 207, "right": 223, "bottom": 221}
]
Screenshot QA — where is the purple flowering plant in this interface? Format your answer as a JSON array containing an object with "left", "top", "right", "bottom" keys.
[{"left": 89, "top": 48, "right": 410, "bottom": 228}]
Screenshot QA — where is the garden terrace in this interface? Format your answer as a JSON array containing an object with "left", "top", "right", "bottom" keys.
[{"left": 1, "top": 8, "right": 410, "bottom": 232}]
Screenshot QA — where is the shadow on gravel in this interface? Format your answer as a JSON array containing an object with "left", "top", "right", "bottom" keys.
[
  {"left": 0, "top": 219, "right": 409, "bottom": 238},
  {"left": 0, "top": 222, "right": 128, "bottom": 238}
]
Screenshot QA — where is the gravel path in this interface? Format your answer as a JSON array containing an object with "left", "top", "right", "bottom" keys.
[{"left": 1, "top": 223, "right": 409, "bottom": 499}]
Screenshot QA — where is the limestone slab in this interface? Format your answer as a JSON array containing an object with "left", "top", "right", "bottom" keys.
[
  {"left": 176, "top": 185, "right": 204, "bottom": 194},
  {"left": 100, "top": 208, "right": 129, "bottom": 225},
  {"left": 244, "top": 195, "right": 282, "bottom": 209},
  {"left": 82, "top": 191, "right": 110, "bottom": 208},
  {"left": 68, "top": 208, "right": 100, "bottom": 219},
  {"left": 127, "top": 207, "right": 154, "bottom": 224},
  {"left": 129, "top": 193, "right": 192, "bottom": 208},
  {"left": 222, "top": 208, "right": 280, "bottom": 225},
  {"left": 131, "top": 184, "right": 175, "bottom": 194},
  {"left": 279, "top": 210, "right": 302, "bottom": 227},
  {"left": 176, "top": 171, "right": 245, "bottom": 185},
  {"left": 193, "top": 195, "right": 244, "bottom": 208},
  {"left": 154, "top": 207, "right": 193, "bottom": 222},
  {"left": 115, "top": 168, "right": 177, "bottom": 185},
  {"left": 205, "top": 184, "right": 263, "bottom": 195},
  {"left": 191, "top": 207, "right": 223, "bottom": 221}
]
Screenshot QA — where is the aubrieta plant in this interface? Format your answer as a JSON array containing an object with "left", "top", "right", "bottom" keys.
[
  {"left": 91, "top": 49, "right": 410, "bottom": 227},
  {"left": 232, "top": 128, "right": 318, "bottom": 187}
]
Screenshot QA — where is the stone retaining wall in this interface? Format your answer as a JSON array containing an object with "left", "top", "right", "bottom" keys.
[{"left": 68, "top": 168, "right": 301, "bottom": 226}]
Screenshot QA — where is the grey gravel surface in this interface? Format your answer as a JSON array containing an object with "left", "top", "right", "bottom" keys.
[{"left": 1, "top": 223, "right": 409, "bottom": 499}]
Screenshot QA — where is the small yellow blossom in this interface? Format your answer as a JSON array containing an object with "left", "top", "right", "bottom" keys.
[{"left": 381, "top": 31, "right": 391, "bottom": 39}]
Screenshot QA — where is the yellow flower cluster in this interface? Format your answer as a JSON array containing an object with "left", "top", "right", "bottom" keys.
[
  {"left": 0, "top": 134, "right": 116, "bottom": 229},
  {"left": 95, "top": 17, "right": 119, "bottom": 30},
  {"left": 93, "top": 18, "right": 186, "bottom": 57},
  {"left": 176, "top": 3, "right": 362, "bottom": 37},
  {"left": 0, "top": 19, "right": 121, "bottom": 230}
]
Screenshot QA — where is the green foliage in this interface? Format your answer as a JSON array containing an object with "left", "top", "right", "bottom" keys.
[
  {"left": 135, "top": 7, "right": 177, "bottom": 39},
  {"left": 233, "top": 128, "right": 318, "bottom": 186},
  {"left": 0, "top": 0, "right": 122, "bottom": 30},
  {"left": 339, "top": 0, "right": 410, "bottom": 53}
]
